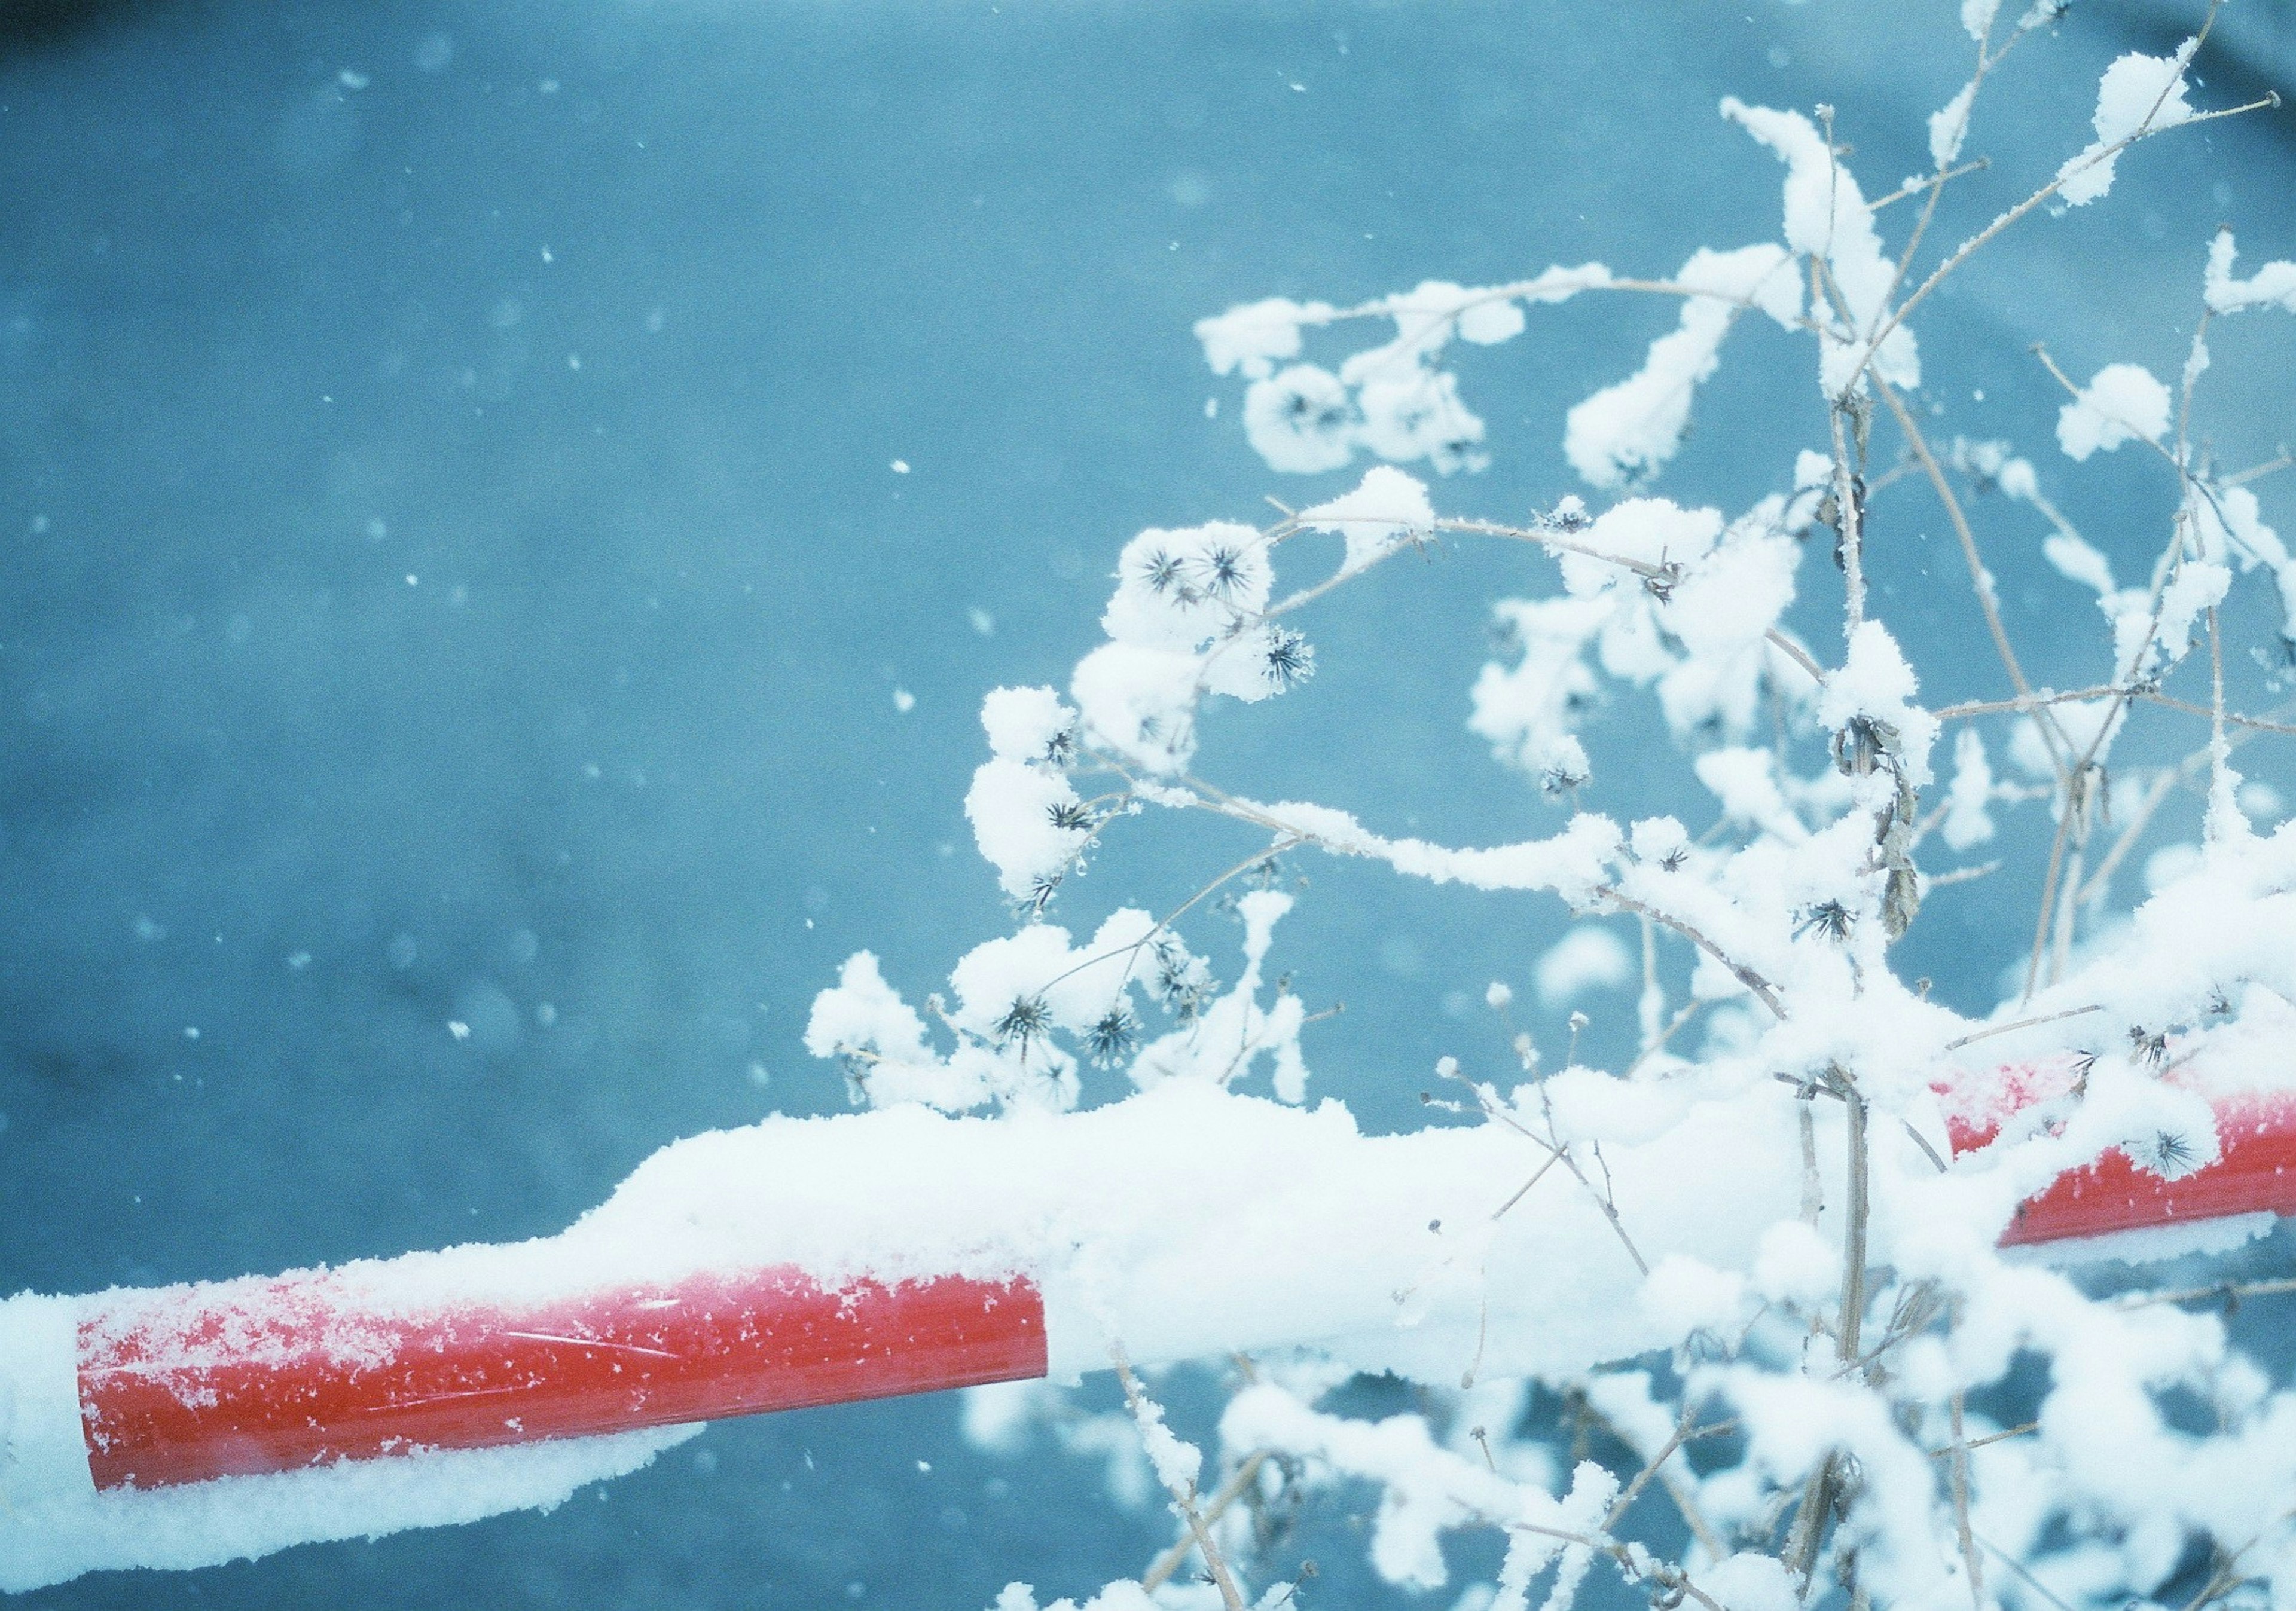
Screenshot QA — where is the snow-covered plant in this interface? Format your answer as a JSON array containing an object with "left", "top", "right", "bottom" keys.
[{"left": 811, "top": 6, "right": 2296, "bottom": 1607}]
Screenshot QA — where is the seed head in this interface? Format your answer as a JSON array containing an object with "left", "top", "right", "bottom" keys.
[{"left": 994, "top": 995, "right": 1052, "bottom": 1048}]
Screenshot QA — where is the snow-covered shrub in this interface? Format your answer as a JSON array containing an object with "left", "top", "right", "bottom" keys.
[{"left": 812, "top": 7, "right": 2296, "bottom": 1607}]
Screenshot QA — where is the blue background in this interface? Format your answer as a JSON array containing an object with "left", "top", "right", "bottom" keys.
[{"left": 1, "top": 0, "right": 2291, "bottom": 1603}]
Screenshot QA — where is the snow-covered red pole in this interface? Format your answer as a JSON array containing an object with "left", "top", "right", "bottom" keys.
[{"left": 3, "top": 1071, "right": 2292, "bottom": 1591}]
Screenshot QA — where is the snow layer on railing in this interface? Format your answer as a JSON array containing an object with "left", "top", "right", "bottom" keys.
[{"left": 2, "top": 1078, "right": 1827, "bottom": 1589}]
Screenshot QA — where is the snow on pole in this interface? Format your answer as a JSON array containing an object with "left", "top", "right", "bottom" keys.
[{"left": 2, "top": 1071, "right": 2294, "bottom": 1590}]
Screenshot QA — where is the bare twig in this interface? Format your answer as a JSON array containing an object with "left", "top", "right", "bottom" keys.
[
  {"left": 1948, "top": 1389, "right": 1986, "bottom": 1609},
  {"left": 1934, "top": 684, "right": 2124, "bottom": 723},
  {"left": 1866, "top": 156, "right": 1991, "bottom": 215},
  {"left": 2117, "top": 1276, "right": 2296, "bottom": 1310},
  {"left": 1980, "top": 1534, "right": 2079, "bottom": 1611},
  {"left": 1141, "top": 1451, "right": 1272, "bottom": 1593},
  {"left": 1594, "top": 1405, "right": 1732, "bottom": 1564},
  {"left": 1858, "top": 52, "right": 2271, "bottom": 381},
  {"left": 1941, "top": 1003, "right": 2103, "bottom": 1053},
  {"left": 1113, "top": 1348, "right": 1247, "bottom": 1611},
  {"left": 2222, "top": 450, "right": 2292, "bottom": 490},
  {"left": 2141, "top": 690, "right": 2296, "bottom": 738},
  {"left": 1926, "top": 1421, "right": 2038, "bottom": 1458},
  {"left": 1873, "top": 373, "right": 2069, "bottom": 782},
  {"left": 1923, "top": 860, "right": 2001, "bottom": 891}
]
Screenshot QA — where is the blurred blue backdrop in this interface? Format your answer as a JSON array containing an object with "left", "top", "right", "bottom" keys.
[{"left": 0, "top": 0, "right": 2291, "bottom": 1604}]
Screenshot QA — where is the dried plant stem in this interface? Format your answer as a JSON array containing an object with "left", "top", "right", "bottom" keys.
[
  {"left": 2118, "top": 1275, "right": 2296, "bottom": 1310},
  {"left": 1980, "top": 1535, "right": 2079, "bottom": 1611},
  {"left": 1948, "top": 1388, "right": 1985, "bottom": 1609},
  {"left": 1926, "top": 1421, "right": 2039, "bottom": 1457},
  {"left": 1176, "top": 772, "right": 1791, "bottom": 1022},
  {"left": 1873, "top": 366, "right": 2068, "bottom": 779},
  {"left": 1941, "top": 1002, "right": 2102, "bottom": 1052},
  {"left": 1855, "top": 17, "right": 2266, "bottom": 383},
  {"left": 1866, "top": 157, "right": 1991, "bottom": 215},
  {"left": 1508, "top": 1521, "right": 1732, "bottom": 1611},
  {"left": 1799, "top": 1101, "right": 1824, "bottom": 1225},
  {"left": 1452, "top": 1077, "right": 1651, "bottom": 1274},
  {"left": 1623, "top": 998, "right": 1705, "bottom": 1078},
  {"left": 1828, "top": 369, "right": 1866, "bottom": 635},
  {"left": 1141, "top": 1450, "right": 1271, "bottom": 1593},
  {"left": 1034, "top": 837, "right": 1300, "bottom": 1001},
  {"left": 1837, "top": 1085, "right": 1870, "bottom": 1368},
  {"left": 1597, "top": 885, "right": 1785, "bottom": 1019},
  {"left": 1113, "top": 1349, "right": 1247, "bottom": 1611},
  {"left": 1934, "top": 684, "right": 2123, "bottom": 722},
  {"left": 2223, "top": 451, "right": 2292, "bottom": 489},
  {"left": 1595, "top": 1407, "right": 1732, "bottom": 1564},
  {"left": 1923, "top": 860, "right": 2001, "bottom": 891},
  {"left": 2142, "top": 691, "right": 2296, "bottom": 737}
]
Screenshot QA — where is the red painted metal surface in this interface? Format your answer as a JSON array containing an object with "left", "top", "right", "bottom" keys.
[
  {"left": 65, "top": 1065, "right": 2296, "bottom": 1495},
  {"left": 77, "top": 1267, "right": 1045, "bottom": 1491},
  {"left": 1943, "top": 1069, "right": 2296, "bottom": 1245}
]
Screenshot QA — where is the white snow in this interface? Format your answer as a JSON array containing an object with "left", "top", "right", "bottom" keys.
[
  {"left": 966, "top": 757, "right": 1088, "bottom": 904},
  {"left": 1564, "top": 244, "right": 1797, "bottom": 487},
  {"left": 2205, "top": 230, "right": 2296, "bottom": 316},
  {"left": 1928, "top": 80, "right": 1978, "bottom": 170},
  {"left": 1532, "top": 926, "right": 1633, "bottom": 1008},
  {"left": 2055, "top": 45, "right": 2198, "bottom": 208},
  {"left": 1192, "top": 296, "right": 1335, "bottom": 381},
  {"left": 1296, "top": 464, "right": 1435, "bottom": 574},
  {"left": 1241, "top": 364, "right": 1354, "bottom": 473},
  {"left": 2056, "top": 361, "right": 2172, "bottom": 461},
  {"left": 1721, "top": 99, "right": 1919, "bottom": 396},
  {"left": 1941, "top": 728, "right": 1997, "bottom": 851}
]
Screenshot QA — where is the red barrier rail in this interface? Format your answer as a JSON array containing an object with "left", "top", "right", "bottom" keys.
[
  {"left": 78, "top": 1267, "right": 1045, "bottom": 1491},
  {"left": 57, "top": 1073, "right": 2296, "bottom": 1497},
  {"left": 1941, "top": 1072, "right": 2296, "bottom": 1245}
]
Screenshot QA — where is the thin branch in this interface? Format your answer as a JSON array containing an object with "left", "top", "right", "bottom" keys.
[
  {"left": 1934, "top": 684, "right": 2124, "bottom": 722},
  {"left": 1941, "top": 1002, "right": 2103, "bottom": 1053},
  {"left": 2142, "top": 690, "right": 2296, "bottom": 737},
  {"left": 1860, "top": 79, "right": 2273, "bottom": 377},
  {"left": 1980, "top": 1534, "right": 2079, "bottom": 1611},
  {"left": 1837, "top": 1085, "right": 1871, "bottom": 1368},
  {"left": 1923, "top": 860, "right": 2001, "bottom": 891},
  {"left": 1866, "top": 156, "right": 1992, "bottom": 216},
  {"left": 1595, "top": 1406, "right": 1732, "bottom": 1564},
  {"left": 1622, "top": 998, "right": 1707, "bottom": 1078},
  {"left": 1948, "top": 1389, "right": 1986, "bottom": 1610},
  {"left": 1506, "top": 1522, "right": 1732, "bottom": 1611},
  {"left": 1597, "top": 885, "right": 1785, "bottom": 1019},
  {"left": 1765, "top": 629, "right": 1828, "bottom": 686},
  {"left": 2222, "top": 450, "right": 2292, "bottom": 490},
  {"left": 1113, "top": 1348, "right": 1247, "bottom": 1611},
  {"left": 2117, "top": 1275, "right": 2296, "bottom": 1310},
  {"left": 1141, "top": 1451, "right": 1272, "bottom": 1593},
  {"left": 1927, "top": 1421, "right": 2039, "bottom": 1458},
  {"left": 1873, "top": 373, "right": 2069, "bottom": 781}
]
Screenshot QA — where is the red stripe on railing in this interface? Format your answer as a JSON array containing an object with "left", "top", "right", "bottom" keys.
[
  {"left": 1943, "top": 1076, "right": 2296, "bottom": 1245},
  {"left": 66, "top": 1068, "right": 2296, "bottom": 1494},
  {"left": 77, "top": 1267, "right": 1045, "bottom": 1491}
]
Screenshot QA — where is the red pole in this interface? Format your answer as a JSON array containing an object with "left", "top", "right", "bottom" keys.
[
  {"left": 1938, "top": 1063, "right": 2296, "bottom": 1245},
  {"left": 77, "top": 1266, "right": 1044, "bottom": 1491},
  {"left": 49, "top": 1071, "right": 2296, "bottom": 1498}
]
